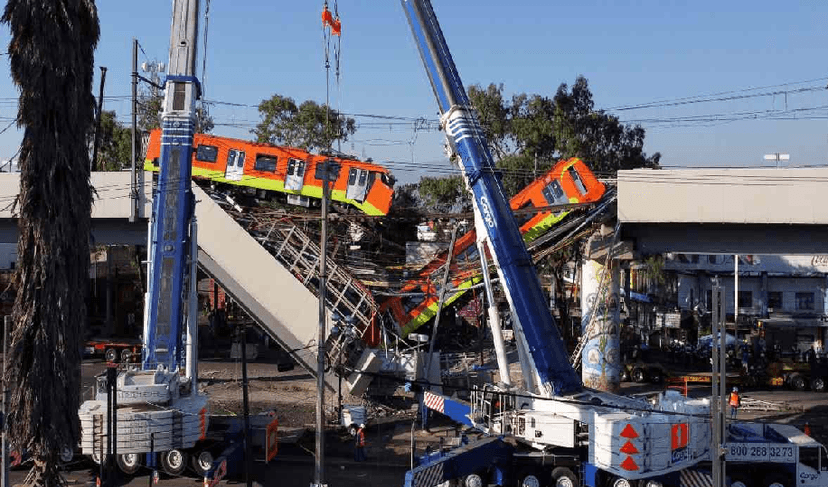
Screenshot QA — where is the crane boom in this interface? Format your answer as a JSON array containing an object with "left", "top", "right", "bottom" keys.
[
  {"left": 401, "top": 0, "right": 580, "bottom": 396},
  {"left": 142, "top": 0, "right": 200, "bottom": 371}
]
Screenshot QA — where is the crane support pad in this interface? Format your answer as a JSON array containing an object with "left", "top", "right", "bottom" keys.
[
  {"left": 423, "top": 391, "right": 472, "bottom": 426},
  {"left": 405, "top": 436, "right": 513, "bottom": 487}
]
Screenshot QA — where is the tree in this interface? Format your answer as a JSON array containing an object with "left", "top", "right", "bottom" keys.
[
  {"left": 3, "top": 0, "right": 99, "bottom": 485},
  {"left": 253, "top": 94, "right": 356, "bottom": 153},
  {"left": 417, "top": 175, "right": 467, "bottom": 212},
  {"left": 468, "top": 76, "right": 660, "bottom": 198},
  {"left": 92, "top": 110, "right": 131, "bottom": 171}
]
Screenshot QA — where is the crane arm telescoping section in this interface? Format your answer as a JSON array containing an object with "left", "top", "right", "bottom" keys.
[
  {"left": 400, "top": 0, "right": 581, "bottom": 396},
  {"left": 142, "top": 0, "right": 200, "bottom": 371}
]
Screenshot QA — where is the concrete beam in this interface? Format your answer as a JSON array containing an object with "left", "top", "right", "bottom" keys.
[{"left": 622, "top": 223, "right": 828, "bottom": 255}]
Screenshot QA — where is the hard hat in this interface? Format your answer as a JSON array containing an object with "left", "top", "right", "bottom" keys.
[
  {"left": 359, "top": 423, "right": 365, "bottom": 429},
  {"left": 733, "top": 387, "right": 738, "bottom": 392}
]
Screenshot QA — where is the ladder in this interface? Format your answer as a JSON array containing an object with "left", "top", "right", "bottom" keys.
[
  {"left": 570, "top": 222, "right": 621, "bottom": 370},
  {"left": 206, "top": 189, "right": 379, "bottom": 338}
]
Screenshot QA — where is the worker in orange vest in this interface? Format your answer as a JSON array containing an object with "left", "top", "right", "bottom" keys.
[
  {"left": 729, "top": 387, "right": 740, "bottom": 419},
  {"left": 354, "top": 423, "right": 367, "bottom": 462}
]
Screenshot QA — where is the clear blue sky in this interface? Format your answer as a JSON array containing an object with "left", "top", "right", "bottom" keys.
[{"left": 2, "top": 1, "right": 828, "bottom": 183}]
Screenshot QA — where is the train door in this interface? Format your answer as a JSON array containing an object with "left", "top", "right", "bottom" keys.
[
  {"left": 346, "top": 168, "right": 369, "bottom": 202},
  {"left": 225, "top": 149, "right": 245, "bottom": 181},
  {"left": 285, "top": 158, "right": 305, "bottom": 191}
]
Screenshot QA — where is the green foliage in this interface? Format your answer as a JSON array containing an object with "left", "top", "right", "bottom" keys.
[
  {"left": 643, "top": 255, "right": 666, "bottom": 285},
  {"left": 468, "top": 76, "right": 660, "bottom": 197},
  {"left": 253, "top": 94, "right": 356, "bottom": 153},
  {"left": 418, "top": 175, "right": 466, "bottom": 211},
  {"left": 93, "top": 110, "right": 131, "bottom": 171}
]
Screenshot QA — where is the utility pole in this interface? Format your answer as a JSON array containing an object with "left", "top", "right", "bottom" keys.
[
  {"left": 313, "top": 161, "right": 330, "bottom": 487},
  {"left": 91, "top": 66, "right": 108, "bottom": 172},
  {"left": 711, "top": 279, "right": 727, "bottom": 487},
  {"left": 130, "top": 39, "right": 139, "bottom": 223},
  {"left": 241, "top": 325, "right": 252, "bottom": 487}
]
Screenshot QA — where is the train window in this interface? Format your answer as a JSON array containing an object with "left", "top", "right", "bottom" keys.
[
  {"left": 348, "top": 168, "right": 358, "bottom": 185},
  {"left": 567, "top": 166, "right": 587, "bottom": 195},
  {"left": 315, "top": 160, "right": 341, "bottom": 181},
  {"left": 287, "top": 159, "right": 295, "bottom": 176},
  {"left": 195, "top": 144, "right": 218, "bottom": 163},
  {"left": 358, "top": 170, "right": 368, "bottom": 185},
  {"left": 254, "top": 154, "right": 278, "bottom": 172},
  {"left": 541, "top": 180, "right": 568, "bottom": 206}
]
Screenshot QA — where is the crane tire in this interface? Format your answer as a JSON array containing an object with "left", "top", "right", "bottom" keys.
[{"left": 551, "top": 467, "right": 578, "bottom": 487}]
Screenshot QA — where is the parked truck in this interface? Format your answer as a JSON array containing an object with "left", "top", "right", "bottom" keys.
[{"left": 723, "top": 422, "right": 828, "bottom": 487}]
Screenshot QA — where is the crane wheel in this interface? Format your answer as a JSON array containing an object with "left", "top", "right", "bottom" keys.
[
  {"left": 190, "top": 450, "right": 214, "bottom": 476},
  {"left": 117, "top": 453, "right": 142, "bottom": 475},
  {"left": 105, "top": 348, "right": 118, "bottom": 363},
  {"left": 120, "top": 349, "right": 132, "bottom": 363},
  {"left": 463, "top": 471, "right": 487, "bottom": 487},
  {"left": 731, "top": 473, "right": 752, "bottom": 487},
  {"left": 811, "top": 377, "right": 826, "bottom": 392},
  {"left": 764, "top": 475, "right": 788, "bottom": 487},
  {"left": 160, "top": 449, "right": 188, "bottom": 476},
  {"left": 551, "top": 467, "right": 577, "bottom": 487},
  {"left": 517, "top": 469, "right": 542, "bottom": 487}
]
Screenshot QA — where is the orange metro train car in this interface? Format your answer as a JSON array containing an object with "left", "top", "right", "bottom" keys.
[{"left": 144, "top": 129, "right": 395, "bottom": 216}]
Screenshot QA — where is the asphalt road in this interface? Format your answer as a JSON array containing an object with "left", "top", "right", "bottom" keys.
[{"left": 9, "top": 455, "right": 409, "bottom": 487}]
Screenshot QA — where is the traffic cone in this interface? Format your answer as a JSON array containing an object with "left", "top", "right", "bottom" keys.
[{"left": 804, "top": 422, "right": 812, "bottom": 436}]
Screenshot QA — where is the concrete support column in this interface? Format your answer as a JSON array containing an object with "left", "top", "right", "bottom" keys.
[{"left": 580, "top": 258, "right": 621, "bottom": 392}]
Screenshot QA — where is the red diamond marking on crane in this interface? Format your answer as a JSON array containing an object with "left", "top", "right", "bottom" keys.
[
  {"left": 620, "top": 456, "right": 639, "bottom": 471},
  {"left": 620, "top": 441, "right": 639, "bottom": 454},
  {"left": 620, "top": 424, "right": 639, "bottom": 439}
]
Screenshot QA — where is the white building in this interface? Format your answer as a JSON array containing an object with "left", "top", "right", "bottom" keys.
[{"left": 666, "top": 254, "right": 828, "bottom": 354}]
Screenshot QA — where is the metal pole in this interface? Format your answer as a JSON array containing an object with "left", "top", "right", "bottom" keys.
[
  {"left": 424, "top": 225, "right": 460, "bottom": 384},
  {"left": 2, "top": 316, "right": 9, "bottom": 487},
  {"left": 734, "top": 255, "right": 739, "bottom": 330},
  {"left": 92, "top": 66, "right": 108, "bottom": 172},
  {"left": 719, "top": 285, "right": 728, "bottom": 487},
  {"left": 711, "top": 279, "right": 721, "bottom": 487},
  {"left": 477, "top": 239, "right": 511, "bottom": 387},
  {"left": 314, "top": 163, "right": 329, "bottom": 487},
  {"left": 130, "top": 39, "right": 138, "bottom": 223},
  {"left": 241, "top": 326, "right": 252, "bottom": 487}
]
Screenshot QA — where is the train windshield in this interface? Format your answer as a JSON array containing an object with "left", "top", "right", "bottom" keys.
[{"left": 541, "top": 180, "right": 568, "bottom": 206}]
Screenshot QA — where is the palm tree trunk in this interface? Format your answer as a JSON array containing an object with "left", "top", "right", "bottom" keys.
[{"left": 2, "top": 1, "right": 99, "bottom": 485}]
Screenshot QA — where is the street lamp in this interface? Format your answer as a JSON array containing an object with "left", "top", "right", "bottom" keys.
[{"left": 763, "top": 153, "right": 790, "bottom": 168}]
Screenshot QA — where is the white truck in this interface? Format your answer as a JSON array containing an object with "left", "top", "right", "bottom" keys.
[{"left": 723, "top": 423, "right": 828, "bottom": 487}]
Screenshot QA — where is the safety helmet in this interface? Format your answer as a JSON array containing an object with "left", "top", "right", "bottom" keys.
[
  {"left": 733, "top": 387, "right": 738, "bottom": 392},
  {"left": 359, "top": 423, "right": 365, "bottom": 429}
]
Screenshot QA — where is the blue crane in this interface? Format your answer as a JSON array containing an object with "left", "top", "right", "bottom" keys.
[{"left": 401, "top": 0, "right": 581, "bottom": 397}]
